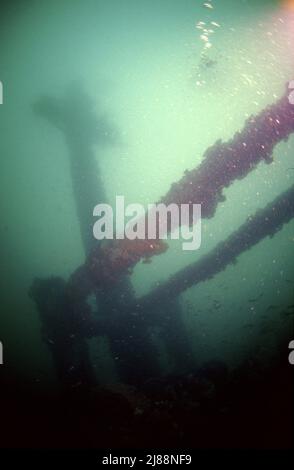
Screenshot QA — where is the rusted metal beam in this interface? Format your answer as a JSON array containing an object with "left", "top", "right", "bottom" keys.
[{"left": 69, "top": 82, "right": 294, "bottom": 296}]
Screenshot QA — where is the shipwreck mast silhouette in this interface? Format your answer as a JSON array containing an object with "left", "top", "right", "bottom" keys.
[{"left": 31, "top": 83, "right": 192, "bottom": 386}]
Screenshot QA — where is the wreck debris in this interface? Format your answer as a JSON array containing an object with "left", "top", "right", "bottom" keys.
[
  {"left": 139, "top": 184, "right": 294, "bottom": 311},
  {"left": 71, "top": 82, "right": 294, "bottom": 294}
]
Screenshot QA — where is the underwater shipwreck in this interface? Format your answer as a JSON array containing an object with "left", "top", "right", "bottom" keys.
[{"left": 10, "top": 80, "right": 291, "bottom": 448}]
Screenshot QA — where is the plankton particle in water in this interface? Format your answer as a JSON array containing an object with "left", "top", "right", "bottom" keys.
[{"left": 203, "top": 2, "right": 213, "bottom": 9}]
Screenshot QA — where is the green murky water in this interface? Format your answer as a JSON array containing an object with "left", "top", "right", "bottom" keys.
[{"left": 0, "top": 0, "right": 293, "bottom": 388}]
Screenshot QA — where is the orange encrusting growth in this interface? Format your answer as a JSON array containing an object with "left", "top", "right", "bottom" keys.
[{"left": 87, "top": 238, "right": 168, "bottom": 284}]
